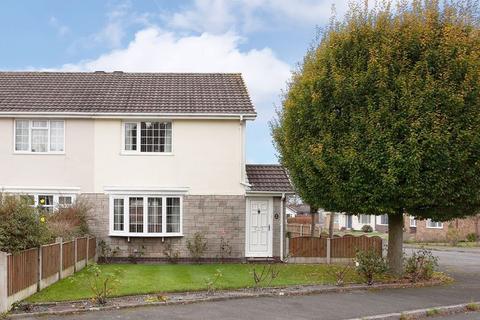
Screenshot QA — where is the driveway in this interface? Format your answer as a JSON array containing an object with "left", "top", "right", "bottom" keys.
[{"left": 25, "top": 249, "right": 480, "bottom": 320}]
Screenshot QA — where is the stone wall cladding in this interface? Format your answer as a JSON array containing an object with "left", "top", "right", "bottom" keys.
[{"left": 81, "top": 194, "right": 246, "bottom": 258}]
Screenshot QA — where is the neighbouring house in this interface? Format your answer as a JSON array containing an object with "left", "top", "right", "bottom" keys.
[
  {"left": 323, "top": 213, "right": 389, "bottom": 232},
  {"left": 404, "top": 215, "right": 480, "bottom": 242},
  {"left": 0, "top": 71, "right": 294, "bottom": 261}
]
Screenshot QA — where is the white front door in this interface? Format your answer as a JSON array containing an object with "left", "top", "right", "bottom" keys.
[{"left": 246, "top": 198, "right": 273, "bottom": 257}]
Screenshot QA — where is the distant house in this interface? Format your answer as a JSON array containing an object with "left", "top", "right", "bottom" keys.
[{"left": 404, "top": 215, "right": 479, "bottom": 242}]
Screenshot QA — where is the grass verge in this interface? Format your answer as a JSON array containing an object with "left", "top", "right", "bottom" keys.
[{"left": 28, "top": 263, "right": 364, "bottom": 303}]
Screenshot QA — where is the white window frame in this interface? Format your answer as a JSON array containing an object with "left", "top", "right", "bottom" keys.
[
  {"left": 109, "top": 194, "right": 183, "bottom": 237},
  {"left": 22, "top": 194, "right": 76, "bottom": 211},
  {"left": 359, "top": 214, "right": 371, "bottom": 224},
  {"left": 378, "top": 214, "right": 389, "bottom": 226},
  {"left": 13, "top": 119, "right": 65, "bottom": 154},
  {"left": 409, "top": 216, "right": 417, "bottom": 227},
  {"left": 426, "top": 219, "right": 443, "bottom": 229},
  {"left": 121, "top": 120, "right": 173, "bottom": 155}
]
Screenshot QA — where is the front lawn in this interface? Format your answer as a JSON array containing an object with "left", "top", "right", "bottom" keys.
[{"left": 28, "top": 263, "right": 362, "bottom": 302}]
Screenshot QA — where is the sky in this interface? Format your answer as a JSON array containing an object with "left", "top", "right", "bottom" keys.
[{"left": 0, "top": 0, "right": 349, "bottom": 164}]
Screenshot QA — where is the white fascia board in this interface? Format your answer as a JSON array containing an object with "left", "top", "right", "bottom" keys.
[
  {"left": 1, "top": 186, "right": 81, "bottom": 194},
  {"left": 103, "top": 186, "right": 190, "bottom": 195},
  {"left": 0, "top": 112, "right": 257, "bottom": 120}
]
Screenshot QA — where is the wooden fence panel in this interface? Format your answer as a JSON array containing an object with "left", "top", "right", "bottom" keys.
[
  {"left": 7, "top": 248, "right": 38, "bottom": 296},
  {"left": 88, "top": 237, "right": 96, "bottom": 260},
  {"left": 62, "top": 241, "right": 75, "bottom": 270},
  {"left": 76, "top": 237, "right": 87, "bottom": 262},
  {"left": 331, "top": 235, "right": 382, "bottom": 258},
  {"left": 41, "top": 243, "right": 60, "bottom": 279},
  {"left": 289, "top": 236, "right": 327, "bottom": 257}
]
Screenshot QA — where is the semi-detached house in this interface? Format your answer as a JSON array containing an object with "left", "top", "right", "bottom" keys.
[{"left": 0, "top": 71, "right": 294, "bottom": 261}]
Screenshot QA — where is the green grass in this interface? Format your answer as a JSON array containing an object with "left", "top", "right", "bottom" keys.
[{"left": 28, "top": 263, "right": 362, "bottom": 303}]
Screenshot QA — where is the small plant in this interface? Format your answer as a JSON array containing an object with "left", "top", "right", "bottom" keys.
[
  {"left": 218, "top": 236, "right": 232, "bottom": 262},
  {"left": 361, "top": 225, "right": 373, "bottom": 233},
  {"left": 466, "top": 233, "right": 478, "bottom": 242},
  {"left": 84, "top": 263, "right": 122, "bottom": 305},
  {"left": 354, "top": 249, "right": 387, "bottom": 285},
  {"left": 204, "top": 269, "right": 223, "bottom": 295},
  {"left": 128, "top": 246, "right": 145, "bottom": 264},
  {"left": 144, "top": 294, "right": 169, "bottom": 303},
  {"left": 404, "top": 248, "right": 438, "bottom": 282},
  {"left": 98, "top": 240, "right": 118, "bottom": 264},
  {"left": 426, "top": 308, "right": 440, "bottom": 317},
  {"left": 187, "top": 232, "right": 208, "bottom": 262},
  {"left": 252, "top": 264, "right": 280, "bottom": 290},
  {"left": 326, "top": 263, "right": 353, "bottom": 286},
  {"left": 446, "top": 224, "right": 460, "bottom": 246},
  {"left": 163, "top": 241, "right": 180, "bottom": 264},
  {"left": 466, "top": 302, "right": 480, "bottom": 311}
]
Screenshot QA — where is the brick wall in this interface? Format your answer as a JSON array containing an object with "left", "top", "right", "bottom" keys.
[{"left": 404, "top": 215, "right": 479, "bottom": 242}]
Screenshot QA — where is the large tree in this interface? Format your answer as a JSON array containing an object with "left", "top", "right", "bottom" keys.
[{"left": 272, "top": 0, "right": 480, "bottom": 274}]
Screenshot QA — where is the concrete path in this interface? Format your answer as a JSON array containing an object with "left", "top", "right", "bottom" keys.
[{"left": 23, "top": 249, "right": 480, "bottom": 320}]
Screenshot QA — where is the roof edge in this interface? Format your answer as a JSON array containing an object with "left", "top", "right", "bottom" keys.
[{"left": 0, "top": 112, "right": 257, "bottom": 120}]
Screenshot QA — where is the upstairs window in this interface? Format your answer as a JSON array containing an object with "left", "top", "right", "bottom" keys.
[
  {"left": 123, "top": 121, "right": 172, "bottom": 153},
  {"left": 15, "top": 120, "right": 64, "bottom": 153}
]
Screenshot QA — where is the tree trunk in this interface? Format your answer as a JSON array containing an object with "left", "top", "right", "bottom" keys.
[
  {"left": 387, "top": 211, "right": 404, "bottom": 276},
  {"left": 310, "top": 206, "right": 317, "bottom": 237},
  {"left": 329, "top": 212, "right": 335, "bottom": 238},
  {"left": 475, "top": 214, "right": 480, "bottom": 243}
]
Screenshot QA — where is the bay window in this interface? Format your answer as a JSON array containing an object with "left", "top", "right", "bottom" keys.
[
  {"left": 109, "top": 195, "right": 182, "bottom": 236},
  {"left": 14, "top": 120, "right": 65, "bottom": 153},
  {"left": 123, "top": 121, "right": 172, "bottom": 153}
]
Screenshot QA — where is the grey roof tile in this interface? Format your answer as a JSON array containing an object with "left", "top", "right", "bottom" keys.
[
  {"left": 0, "top": 72, "right": 256, "bottom": 115},
  {"left": 246, "top": 164, "right": 294, "bottom": 193}
]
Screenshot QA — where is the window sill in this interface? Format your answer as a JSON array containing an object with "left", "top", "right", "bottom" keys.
[
  {"left": 120, "top": 152, "right": 174, "bottom": 156},
  {"left": 377, "top": 223, "right": 388, "bottom": 226},
  {"left": 426, "top": 226, "right": 443, "bottom": 229},
  {"left": 13, "top": 151, "right": 65, "bottom": 155},
  {"left": 109, "top": 233, "right": 183, "bottom": 237}
]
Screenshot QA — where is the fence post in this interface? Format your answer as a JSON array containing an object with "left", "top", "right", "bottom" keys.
[
  {"left": 0, "top": 251, "right": 8, "bottom": 313},
  {"left": 37, "top": 246, "right": 42, "bottom": 292},
  {"left": 300, "top": 224, "right": 303, "bottom": 236},
  {"left": 381, "top": 238, "right": 388, "bottom": 258},
  {"left": 86, "top": 237, "right": 89, "bottom": 266},
  {"left": 57, "top": 237, "right": 63, "bottom": 279},
  {"left": 326, "top": 238, "right": 331, "bottom": 264},
  {"left": 74, "top": 238, "right": 78, "bottom": 273}
]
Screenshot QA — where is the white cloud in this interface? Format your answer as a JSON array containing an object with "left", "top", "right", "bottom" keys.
[
  {"left": 162, "top": 0, "right": 349, "bottom": 34},
  {"left": 59, "top": 28, "right": 291, "bottom": 114},
  {"left": 49, "top": 16, "right": 70, "bottom": 37}
]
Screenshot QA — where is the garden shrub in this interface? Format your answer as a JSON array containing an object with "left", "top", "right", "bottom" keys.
[
  {"left": 404, "top": 248, "right": 438, "bottom": 282},
  {"left": 46, "top": 199, "right": 90, "bottom": 240},
  {"left": 361, "top": 225, "right": 373, "bottom": 233},
  {"left": 355, "top": 249, "right": 388, "bottom": 285},
  {"left": 446, "top": 224, "right": 460, "bottom": 246},
  {"left": 83, "top": 264, "right": 122, "bottom": 305},
  {"left": 466, "top": 233, "right": 478, "bottom": 242},
  {"left": 218, "top": 236, "right": 232, "bottom": 262},
  {"left": 163, "top": 241, "right": 180, "bottom": 264},
  {"left": 0, "top": 194, "right": 51, "bottom": 252},
  {"left": 98, "top": 240, "right": 119, "bottom": 264},
  {"left": 187, "top": 232, "right": 208, "bottom": 261}
]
